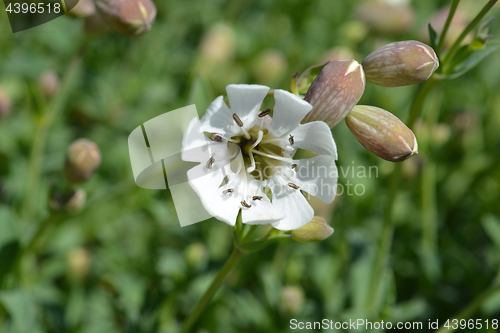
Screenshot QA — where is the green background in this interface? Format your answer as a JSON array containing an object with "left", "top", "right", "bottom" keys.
[{"left": 1, "top": 0, "right": 500, "bottom": 332}]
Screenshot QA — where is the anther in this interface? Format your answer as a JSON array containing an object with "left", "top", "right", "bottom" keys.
[
  {"left": 288, "top": 182, "right": 299, "bottom": 189},
  {"left": 289, "top": 134, "right": 294, "bottom": 145},
  {"left": 210, "top": 133, "right": 223, "bottom": 142},
  {"left": 206, "top": 156, "right": 215, "bottom": 169},
  {"left": 258, "top": 108, "right": 271, "bottom": 118},
  {"left": 233, "top": 113, "right": 243, "bottom": 127},
  {"left": 252, "top": 196, "right": 263, "bottom": 201},
  {"left": 222, "top": 188, "right": 234, "bottom": 195},
  {"left": 291, "top": 164, "right": 298, "bottom": 172},
  {"left": 241, "top": 200, "right": 251, "bottom": 208}
]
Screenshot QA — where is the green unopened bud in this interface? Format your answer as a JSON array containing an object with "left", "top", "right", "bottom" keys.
[
  {"left": 303, "top": 59, "right": 365, "bottom": 128},
  {"left": 38, "top": 71, "right": 60, "bottom": 99},
  {"left": 185, "top": 242, "right": 209, "bottom": 271},
  {"left": 279, "top": 285, "right": 305, "bottom": 314},
  {"left": 67, "top": 248, "right": 91, "bottom": 281},
  {"left": 291, "top": 216, "right": 334, "bottom": 242},
  {"left": 0, "top": 86, "right": 12, "bottom": 120},
  {"left": 68, "top": 0, "right": 95, "bottom": 18},
  {"left": 95, "top": 0, "right": 157, "bottom": 37},
  {"left": 346, "top": 105, "right": 418, "bottom": 162},
  {"left": 354, "top": 0, "right": 415, "bottom": 36},
  {"left": 253, "top": 49, "right": 287, "bottom": 85},
  {"left": 64, "top": 139, "right": 101, "bottom": 183},
  {"left": 362, "top": 41, "right": 439, "bottom": 87}
]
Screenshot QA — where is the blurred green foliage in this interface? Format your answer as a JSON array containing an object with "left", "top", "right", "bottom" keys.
[{"left": 1, "top": 0, "right": 500, "bottom": 332}]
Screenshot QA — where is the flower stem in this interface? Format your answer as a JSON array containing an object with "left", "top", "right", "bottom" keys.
[
  {"left": 366, "top": 72, "right": 438, "bottom": 314},
  {"left": 180, "top": 248, "right": 245, "bottom": 333},
  {"left": 23, "top": 42, "right": 86, "bottom": 223},
  {"left": 436, "top": 0, "right": 461, "bottom": 55},
  {"left": 442, "top": 0, "right": 498, "bottom": 73}
]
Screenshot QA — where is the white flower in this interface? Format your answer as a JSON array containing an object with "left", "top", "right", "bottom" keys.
[{"left": 181, "top": 84, "right": 338, "bottom": 230}]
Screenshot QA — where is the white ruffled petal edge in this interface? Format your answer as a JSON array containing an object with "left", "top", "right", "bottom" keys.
[
  {"left": 269, "top": 89, "right": 313, "bottom": 138},
  {"left": 291, "top": 121, "right": 338, "bottom": 159},
  {"left": 226, "top": 84, "right": 269, "bottom": 130}
]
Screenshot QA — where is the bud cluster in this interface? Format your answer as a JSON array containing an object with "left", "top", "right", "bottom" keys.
[{"left": 301, "top": 40, "right": 438, "bottom": 162}]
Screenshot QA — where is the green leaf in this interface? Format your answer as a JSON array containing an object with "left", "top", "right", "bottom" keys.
[
  {"left": 0, "top": 290, "right": 42, "bottom": 333},
  {"left": 442, "top": 40, "right": 500, "bottom": 79},
  {"left": 428, "top": 24, "right": 438, "bottom": 50},
  {"left": 187, "top": 76, "right": 215, "bottom": 118}
]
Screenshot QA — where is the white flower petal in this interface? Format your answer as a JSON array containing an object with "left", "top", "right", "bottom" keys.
[
  {"left": 227, "top": 84, "right": 269, "bottom": 129},
  {"left": 182, "top": 117, "right": 211, "bottom": 163},
  {"left": 269, "top": 89, "right": 313, "bottom": 137},
  {"left": 294, "top": 155, "right": 338, "bottom": 204},
  {"left": 291, "top": 121, "right": 338, "bottom": 159},
  {"left": 241, "top": 180, "right": 286, "bottom": 224},
  {"left": 187, "top": 164, "right": 241, "bottom": 226},
  {"left": 266, "top": 181, "right": 314, "bottom": 230},
  {"left": 200, "top": 96, "right": 240, "bottom": 137}
]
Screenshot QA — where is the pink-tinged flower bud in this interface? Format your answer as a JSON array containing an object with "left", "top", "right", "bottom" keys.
[
  {"left": 38, "top": 71, "right": 60, "bottom": 99},
  {"left": 362, "top": 41, "right": 439, "bottom": 87},
  {"left": 291, "top": 216, "right": 334, "bottom": 242},
  {"left": 354, "top": 0, "right": 415, "bottom": 36},
  {"left": 95, "top": 0, "right": 156, "bottom": 37},
  {"left": 64, "top": 139, "right": 102, "bottom": 183},
  {"left": 302, "top": 59, "right": 365, "bottom": 128},
  {"left": 68, "top": 0, "right": 95, "bottom": 18},
  {"left": 0, "top": 87, "right": 11, "bottom": 120},
  {"left": 346, "top": 105, "right": 418, "bottom": 162}
]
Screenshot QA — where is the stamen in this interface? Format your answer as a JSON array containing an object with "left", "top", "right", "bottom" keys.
[
  {"left": 253, "top": 146, "right": 294, "bottom": 163},
  {"left": 210, "top": 133, "right": 223, "bottom": 142},
  {"left": 206, "top": 156, "right": 215, "bottom": 169},
  {"left": 289, "top": 134, "right": 294, "bottom": 145},
  {"left": 241, "top": 200, "right": 251, "bottom": 208},
  {"left": 247, "top": 130, "right": 264, "bottom": 173},
  {"left": 252, "top": 196, "right": 263, "bottom": 201},
  {"left": 233, "top": 113, "right": 243, "bottom": 127},
  {"left": 291, "top": 164, "right": 298, "bottom": 172},
  {"left": 258, "top": 108, "right": 271, "bottom": 118},
  {"left": 288, "top": 182, "right": 299, "bottom": 189},
  {"left": 222, "top": 188, "right": 234, "bottom": 195}
]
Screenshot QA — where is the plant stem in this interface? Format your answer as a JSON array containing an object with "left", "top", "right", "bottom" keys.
[
  {"left": 23, "top": 42, "right": 86, "bottom": 223},
  {"left": 366, "top": 76, "right": 437, "bottom": 314},
  {"left": 180, "top": 248, "right": 245, "bottom": 333},
  {"left": 436, "top": 0, "right": 461, "bottom": 54},
  {"left": 442, "top": 0, "right": 498, "bottom": 72},
  {"left": 435, "top": 281, "right": 500, "bottom": 333}
]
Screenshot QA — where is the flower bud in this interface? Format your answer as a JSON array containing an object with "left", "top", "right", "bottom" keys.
[
  {"left": 68, "top": 0, "right": 96, "bottom": 18},
  {"left": 303, "top": 59, "right": 365, "bottom": 128},
  {"left": 38, "top": 71, "right": 60, "bottom": 99},
  {"left": 0, "top": 86, "right": 12, "bottom": 120},
  {"left": 362, "top": 41, "right": 439, "bottom": 87},
  {"left": 291, "top": 216, "right": 334, "bottom": 242},
  {"left": 67, "top": 248, "right": 91, "bottom": 280},
  {"left": 253, "top": 49, "right": 287, "bottom": 85},
  {"left": 64, "top": 139, "right": 101, "bottom": 183},
  {"left": 279, "top": 286, "right": 305, "bottom": 314},
  {"left": 354, "top": 0, "right": 415, "bottom": 36},
  {"left": 345, "top": 105, "right": 418, "bottom": 162},
  {"left": 95, "top": 0, "right": 156, "bottom": 37},
  {"left": 184, "top": 242, "right": 209, "bottom": 271},
  {"left": 199, "top": 24, "right": 235, "bottom": 64}
]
